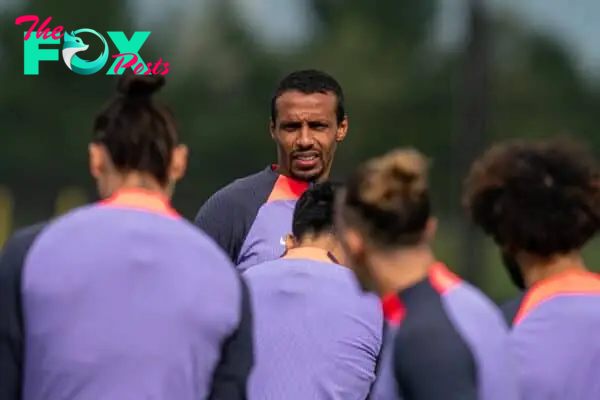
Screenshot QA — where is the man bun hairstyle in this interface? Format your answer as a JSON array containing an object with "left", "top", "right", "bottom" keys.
[
  {"left": 92, "top": 70, "right": 177, "bottom": 185},
  {"left": 343, "top": 148, "right": 431, "bottom": 246}
]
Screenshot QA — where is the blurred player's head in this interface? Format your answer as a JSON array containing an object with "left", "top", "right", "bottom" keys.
[
  {"left": 90, "top": 71, "right": 188, "bottom": 199},
  {"left": 464, "top": 137, "right": 600, "bottom": 288},
  {"left": 270, "top": 69, "right": 348, "bottom": 183},
  {"left": 336, "top": 149, "right": 436, "bottom": 293},
  {"left": 286, "top": 181, "right": 345, "bottom": 263}
]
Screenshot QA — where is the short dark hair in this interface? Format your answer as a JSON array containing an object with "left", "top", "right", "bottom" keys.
[
  {"left": 342, "top": 149, "right": 431, "bottom": 247},
  {"left": 270, "top": 69, "right": 346, "bottom": 124},
  {"left": 92, "top": 70, "right": 178, "bottom": 186},
  {"left": 463, "top": 137, "right": 600, "bottom": 258},
  {"left": 292, "top": 181, "right": 342, "bottom": 239}
]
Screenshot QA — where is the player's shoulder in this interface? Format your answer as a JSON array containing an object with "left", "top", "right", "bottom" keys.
[
  {"left": 3, "top": 222, "right": 48, "bottom": 249},
  {"left": 450, "top": 281, "right": 508, "bottom": 328},
  {"left": 205, "top": 167, "right": 278, "bottom": 206},
  {"left": 0, "top": 222, "right": 49, "bottom": 263}
]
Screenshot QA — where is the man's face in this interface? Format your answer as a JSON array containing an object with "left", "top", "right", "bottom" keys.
[
  {"left": 334, "top": 197, "right": 377, "bottom": 293},
  {"left": 271, "top": 90, "right": 348, "bottom": 182}
]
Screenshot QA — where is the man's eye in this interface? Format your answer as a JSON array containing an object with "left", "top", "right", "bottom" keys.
[
  {"left": 282, "top": 124, "right": 300, "bottom": 131},
  {"left": 310, "top": 123, "right": 328, "bottom": 130}
]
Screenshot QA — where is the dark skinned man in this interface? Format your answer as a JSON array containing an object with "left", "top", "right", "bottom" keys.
[{"left": 194, "top": 69, "right": 348, "bottom": 272}]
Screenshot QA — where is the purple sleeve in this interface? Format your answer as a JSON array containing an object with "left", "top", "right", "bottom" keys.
[
  {"left": 0, "top": 223, "right": 46, "bottom": 400},
  {"left": 208, "top": 277, "right": 254, "bottom": 399},
  {"left": 194, "top": 172, "right": 276, "bottom": 264}
]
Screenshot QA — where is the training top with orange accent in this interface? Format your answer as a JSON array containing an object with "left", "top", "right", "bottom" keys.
[
  {"left": 502, "top": 269, "right": 600, "bottom": 400},
  {"left": 194, "top": 165, "right": 309, "bottom": 272},
  {"left": 0, "top": 189, "right": 253, "bottom": 400},
  {"left": 370, "top": 264, "right": 518, "bottom": 400}
]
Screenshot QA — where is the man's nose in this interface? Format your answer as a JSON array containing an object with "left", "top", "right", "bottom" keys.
[{"left": 296, "top": 124, "right": 313, "bottom": 148}]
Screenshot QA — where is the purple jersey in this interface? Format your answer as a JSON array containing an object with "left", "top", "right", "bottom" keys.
[
  {"left": 0, "top": 189, "right": 253, "bottom": 400},
  {"left": 505, "top": 270, "right": 600, "bottom": 400},
  {"left": 243, "top": 247, "right": 383, "bottom": 400},
  {"left": 194, "top": 166, "right": 309, "bottom": 272},
  {"left": 371, "top": 264, "right": 518, "bottom": 400}
]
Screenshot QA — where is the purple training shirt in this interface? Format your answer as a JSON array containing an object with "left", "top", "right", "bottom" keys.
[
  {"left": 243, "top": 247, "right": 383, "bottom": 400},
  {"left": 19, "top": 190, "right": 250, "bottom": 400},
  {"left": 510, "top": 270, "right": 600, "bottom": 400}
]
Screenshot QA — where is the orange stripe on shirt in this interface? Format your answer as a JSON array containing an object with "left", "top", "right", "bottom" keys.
[
  {"left": 429, "top": 263, "right": 461, "bottom": 294},
  {"left": 514, "top": 269, "right": 600, "bottom": 325},
  {"left": 382, "top": 293, "right": 406, "bottom": 325},
  {"left": 100, "top": 188, "right": 180, "bottom": 218},
  {"left": 266, "top": 175, "right": 309, "bottom": 203}
]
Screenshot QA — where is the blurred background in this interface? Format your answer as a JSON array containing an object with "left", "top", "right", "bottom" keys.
[{"left": 1, "top": 0, "right": 600, "bottom": 302}]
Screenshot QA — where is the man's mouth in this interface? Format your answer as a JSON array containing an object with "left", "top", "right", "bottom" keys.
[
  {"left": 292, "top": 153, "right": 320, "bottom": 169},
  {"left": 295, "top": 154, "right": 318, "bottom": 161}
]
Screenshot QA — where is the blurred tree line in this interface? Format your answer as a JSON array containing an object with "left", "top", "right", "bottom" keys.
[{"left": 1, "top": 0, "right": 599, "bottom": 299}]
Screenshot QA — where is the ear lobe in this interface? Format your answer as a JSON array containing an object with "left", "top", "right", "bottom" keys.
[
  {"left": 284, "top": 234, "right": 296, "bottom": 251},
  {"left": 424, "top": 217, "right": 438, "bottom": 242},
  {"left": 335, "top": 117, "right": 348, "bottom": 142},
  {"left": 170, "top": 145, "right": 188, "bottom": 182},
  {"left": 269, "top": 120, "right": 276, "bottom": 140},
  {"left": 88, "top": 143, "right": 104, "bottom": 179},
  {"left": 346, "top": 228, "right": 365, "bottom": 258}
]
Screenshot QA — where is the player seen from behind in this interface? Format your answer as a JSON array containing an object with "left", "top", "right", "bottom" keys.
[
  {"left": 0, "top": 71, "right": 253, "bottom": 400},
  {"left": 336, "top": 148, "right": 518, "bottom": 400},
  {"left": 464, "top": 137, "right": 600, "bottom": 400},
  {"left": 243, "top": 181, "right": 383, "bottom": 399}
]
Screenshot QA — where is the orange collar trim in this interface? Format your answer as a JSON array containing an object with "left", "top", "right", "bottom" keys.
[{"left": 100, "top": 188, "right": 179, "bottom": 217}]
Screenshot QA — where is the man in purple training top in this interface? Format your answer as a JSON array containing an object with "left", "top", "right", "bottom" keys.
[
  {"left": 244, "top": 181, "right": 383, "bottom": 399},
  {"left": 0, "top": 72, "right": 252, "bottom": 400},
  {"left": 464, "top": 137, "right": 600, "bottom": 399},
  {"left": 336, "top": 148, "right": 518, "bottom": 400},
  {"left": 194, "top": 69, "right": 348, "bottom": 272}
]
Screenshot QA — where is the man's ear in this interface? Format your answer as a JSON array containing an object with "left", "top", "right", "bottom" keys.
[
  {"left": 284, "top": 233, "right": 297, "bottom": 251},
  {"left": 169, "top": 144, "right": 188, "bottom": 182},
  {"left": 269, "top": 119, "right": 276, "bottom": 140},
  {"left": 88, "top": 143, "right": 106, "bottom": 179},
  {"left": 335, "top": 116, "right": 348, "bottom": 142},
  {"left": 423, "top": 217, "right": 438, "bottom": 243}
]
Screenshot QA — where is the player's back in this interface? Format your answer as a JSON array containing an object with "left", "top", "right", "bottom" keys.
[
  {"left": 243, "top": 248, "right": 383, "bottom": 400},
  {"left": 21, "top": 196, "right": 245, "bottom": 400},
  {"left": 506, "top": 270, "right": 600, "bottom": 400},
  {"left": 370, "top": 263, "right": 518, "bottom": 400}
]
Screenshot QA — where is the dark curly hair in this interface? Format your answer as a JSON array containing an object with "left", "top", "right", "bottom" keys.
[{"left": 463, "top": 137, "right": 600, "bottom": 258}]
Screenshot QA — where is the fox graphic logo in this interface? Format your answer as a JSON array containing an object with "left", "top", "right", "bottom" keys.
[
  {"left": 62, "top": 29, "right": 108, "bottom": 75},
  {"left": 16, "top": 15, "right": 171, "bottom": 75}
]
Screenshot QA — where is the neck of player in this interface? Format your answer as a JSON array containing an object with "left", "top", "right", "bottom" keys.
[
  {"left": 370, "top": 245, "right": 436, "bottom": 297},
  {"left": 519, "top": 252, "right": 587, "bottom": 288},
  {"left": 112, "top": 172, "right": 172, "bottom": 199},
  {"left": 291, "top": 234, "right": 342, "bottom": 261}
]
